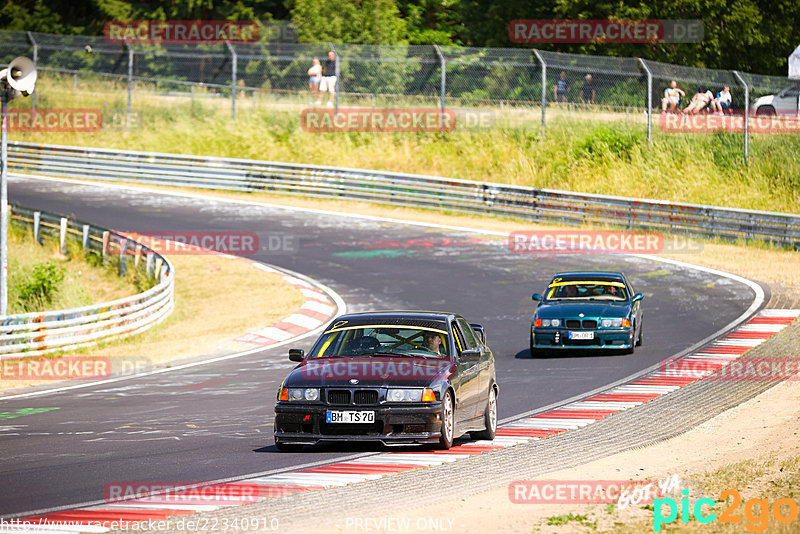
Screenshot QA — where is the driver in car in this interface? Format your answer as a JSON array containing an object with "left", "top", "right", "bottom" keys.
[{"left": 423, "top": 331, "right": 443, "bottom": 354}]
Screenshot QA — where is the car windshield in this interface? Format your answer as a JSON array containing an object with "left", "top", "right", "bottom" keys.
[
  {"left": 546, "top": 281, "right": 627, "bottom": 301},
  {"left": 310, "top": 325, "right": 450, "bottom": 358}
]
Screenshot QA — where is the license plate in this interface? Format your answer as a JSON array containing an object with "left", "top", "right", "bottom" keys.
[
  {"left": 326, "top": 410, "right": 375, "bottom": 424},
  {"left": 568, "top": 331, "right": 594, "bottom": 340}
]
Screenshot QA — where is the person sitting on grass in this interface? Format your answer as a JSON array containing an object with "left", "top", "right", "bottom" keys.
[
  {"left": 715, "top": 86, "right": 732, "bottom": 115},
  {"left": 682, "top": 86, "right": 713, "bottom": 115},
  {"left": 661, "top": 80, "right": 685, "bottom": 112}
]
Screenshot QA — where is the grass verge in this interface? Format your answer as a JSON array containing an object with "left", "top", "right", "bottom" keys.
[
  {"left": 9, "top": 73, "right": 800, "bottom": 214},
  {"left": 0, "top": 252, "right": 306, "bottom": 393}
]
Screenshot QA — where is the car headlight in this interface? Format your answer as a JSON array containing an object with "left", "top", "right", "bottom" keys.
[
  {"left": 539, "top": 319, "right": 560, "bottom": 327},
  {"left": 387, "top": 388, "right": 423, "bottom": 402},
  {"left": 386, "top": 388, "right": 437, "bottom": 402},
  {"left": 280, "top": 387, "right": 320, "bottom": 401},
  {"left": 601, "top": 318, "right": 624, "bottom": 328}
]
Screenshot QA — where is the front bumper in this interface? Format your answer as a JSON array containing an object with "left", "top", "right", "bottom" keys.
[
  {"left": 531, "top": 328, "right": 634, "bottom": 350},
  {"left": 274, "top": 402, "right": 444, "bottom": 446}
]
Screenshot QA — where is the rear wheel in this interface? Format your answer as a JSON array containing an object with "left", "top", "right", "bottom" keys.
[
  {"left": 470, "top": 387, "right": 497, "bottom": 441},
  {"left": 436, "top": 390, "right": 455, "bottom": 450},
  {"left": 636, "top": 322, "right": 643, "bottom": 347}
]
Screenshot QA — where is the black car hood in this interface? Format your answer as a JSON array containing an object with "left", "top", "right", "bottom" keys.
[{"left": 284, "top": 355, "right": 454, "bottom": 388}]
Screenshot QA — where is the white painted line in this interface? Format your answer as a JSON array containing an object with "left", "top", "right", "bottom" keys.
[
  {"left": 611, "top": 385, "right": 681, "bottom": 394},
  {"left": 254, "top": 473, "right": 383, "bottom": 485},
  {"left": 84, "top": 503, "right": 220, "bottom": 512},
  {"left": 737, "top": 324, "right": 787, "bottom": 333},
  {"left": 283, "top": 314, "right": 324, "bottom": 329},
  {"left": 563, "top": 401, "right": 642, "bottom": 410},
  {"left": 757, "top": 309, "right": 800, "bottom": 317},
  {"left": 301, "top": 300, "right": 336, "bottom": 315},
  {"left": 713, "top": 338, "right": 765, "bottom": 347},
  {"left": 505, "top": 418, "right": 594, "bottom": 429}
]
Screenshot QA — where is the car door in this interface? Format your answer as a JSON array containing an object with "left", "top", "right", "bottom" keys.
[{"left": 451, "top": 319, "right": 482, "bottom": 422}]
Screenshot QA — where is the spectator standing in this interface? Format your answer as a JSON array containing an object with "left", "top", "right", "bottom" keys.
[
  {"left": 319, "top": 50, "right": 338, "bottom": 108},
  {"left": 661, "top": 80, "right": 685, "bottom": 112},
  {"left": 554, "top": 71, "right": 569, "bottom": 103},
  {"left": 307, "top": 58, "right": 322, "bottom": 105},
  {"left": 580, "top": 74, "right": 595, "bottom": 104}
]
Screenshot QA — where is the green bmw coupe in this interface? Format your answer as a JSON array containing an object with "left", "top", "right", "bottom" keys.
[{"left": 530, "top": 271, "right": 643, "bottom": 356}]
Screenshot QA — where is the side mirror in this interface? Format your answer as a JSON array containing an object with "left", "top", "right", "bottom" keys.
[
  {"left": 632, "top": 293, "right": 644, "bottom": 303},
  {"left": 532, "top": 293, "right": 542, "bottom": 301},
  {"left": 288, "top": 348, "right": 305, "bottom": 362},
  {"left": 460, "top": 348, "right": 482, "bottom": 362},
  {"left": 470, "top": 323, "right": 486, "bottom": 344}
]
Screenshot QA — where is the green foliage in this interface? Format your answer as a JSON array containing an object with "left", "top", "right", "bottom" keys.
[
  {"left": 573, "top": 124, "right": 640, "bottom": 161},
  {"left": 14, "top": 261, "right": 65, "bottom": 312},
  {"left": 291, "top": 0, "right": 408, "bottom": 45},
  {"left": 0, "top": 1, "right": 796, "bottom": 75}
]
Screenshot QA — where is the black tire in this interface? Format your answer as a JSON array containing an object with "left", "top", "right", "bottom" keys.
[
  {"left": 636, "top": 322, "right": 643, "bottom": 347},
  {"left": 274, "top": 439, "right": 304, "bottom": 452},
  {"left": 436, "top": 390, "right": 455, "bottom": 450},
  {"left": 755, "top": 106, "right": 776, "bottom": 117},
  {"left": 624, "top": 322, "right": 636, "bottom": 355},
  {"left": 530, "top": 335, "right": 544, "bottom": 358},
  {"left": 470, "top": 387, "right": 497, "bottom": 441}
]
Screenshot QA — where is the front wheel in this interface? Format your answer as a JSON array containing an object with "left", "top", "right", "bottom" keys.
[
  {"left": 436, "top": 390, "right": 455, "bottom": 450},
  {"left": 470, "top": 387, "right": 497, "bottom": 441},
  {"left": 636, "top": 322, "right": 643, "bottom": 347}
]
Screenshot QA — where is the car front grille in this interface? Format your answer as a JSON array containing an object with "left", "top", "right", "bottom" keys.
[
  {"left": 327, "top": 390, "right": 351, "bottom": 405},
  {"left": 354, "top": 390, "right": 379, "bottom": 405},
  {"left": 565, "top": 319, "right": 598, "bottom": 329}
]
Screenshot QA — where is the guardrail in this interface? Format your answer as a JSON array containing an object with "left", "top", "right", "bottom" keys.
[
  {"left": 1, "top": 205, "right": 174, "bottom": 359},
  {"left": 7, "top": 141, "right": 800, "bottom": 249}
]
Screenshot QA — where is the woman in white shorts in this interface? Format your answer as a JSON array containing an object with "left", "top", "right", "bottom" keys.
[{"left": 308, "top": 58, "right": 322, "bottom": 104}]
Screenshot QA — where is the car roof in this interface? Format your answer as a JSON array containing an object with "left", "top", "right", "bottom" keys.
[
  {"left": 335, "top": 311, "right": 454, "bottom": 321},
  {"left": 551, "top": 271, "right": 625, "bottom": 282}
]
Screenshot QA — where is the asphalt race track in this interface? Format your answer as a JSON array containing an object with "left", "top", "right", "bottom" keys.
[{"left": 0, "top": 175, "right": 759, "bottom": 517}]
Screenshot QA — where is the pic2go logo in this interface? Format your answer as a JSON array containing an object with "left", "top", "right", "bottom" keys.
[{"left": 654, "top": 489, "right": 799, "bottom": 532}]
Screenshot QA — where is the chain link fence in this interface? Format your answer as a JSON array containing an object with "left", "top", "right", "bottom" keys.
[{"left": 1, "top": 29, "right": 798, "bottom": 161}]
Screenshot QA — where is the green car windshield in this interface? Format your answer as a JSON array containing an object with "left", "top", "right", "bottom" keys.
[
  {"left": 311, "top": 325, "right": 450, "bottom": 358},
  {"left": 546, "top": 280, "right": 627, "bottom": 301}
]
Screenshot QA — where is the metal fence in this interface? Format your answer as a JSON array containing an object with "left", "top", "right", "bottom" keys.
[
  {"left": 1, "top": 205, "right": 174, "bottom": 359},
  {"left": 0, "top": 30, "right": 798, "bottom": 158},
  {"left": 8, "top": 141, "right": 800, "bottom": 249}
]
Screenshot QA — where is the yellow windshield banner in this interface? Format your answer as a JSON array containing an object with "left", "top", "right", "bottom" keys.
[
  {"left": 323, "top": 324, "right": 448, "bottom": 335},
  {"left": 548, "top": 280, "right": 625, "bottom": 288}
]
